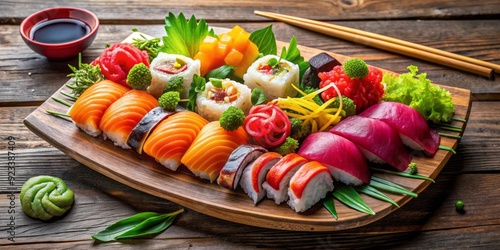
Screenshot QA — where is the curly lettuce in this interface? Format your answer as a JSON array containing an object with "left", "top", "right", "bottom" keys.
[{"left": 382, "top": 65, "right": 455, "bottom": 123}]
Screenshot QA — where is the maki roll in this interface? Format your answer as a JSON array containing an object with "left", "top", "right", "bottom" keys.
[
  {"left": 196, "top": 79, "right": 252, "bottom": 121},
  {"left": 243, "top": 54, "right": 299, "bottom": 101},
  {"left": 147, "top": 52, "right": 201, "bottom": 98}
]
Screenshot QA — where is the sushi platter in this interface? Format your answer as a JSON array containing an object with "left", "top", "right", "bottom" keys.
[{"left": 23, "top": 29, "right": 471, "bottom": 231}]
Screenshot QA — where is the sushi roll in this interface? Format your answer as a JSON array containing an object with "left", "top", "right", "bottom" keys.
[
  {"left": 99, "top": 90, "right": 159, "bottom": 149},
  {"left": 262, "top": 153, "right": 308, "bottom": 204},
  {"left": 147, "top": 52, "right": 201, "bottom": 98},
  {"left": 143, "top": 111, "right": 208, "bottom": 171},
  {"left": 243, "top": 54, "right": 299, "bottom": 101},
  {"left": 68, "top": 80, "right": 129, "bottom": 137},
  {"left": 239, "top": 152, "right": 282, "bottom": 204},
  {"left": 287, "top": 161, "right": 334, "bottom": 213},
  {"left": 196, "top": 79, "right": 252, "bottom": 121}
]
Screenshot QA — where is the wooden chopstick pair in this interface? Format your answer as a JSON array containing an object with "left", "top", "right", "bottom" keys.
[{"left": 254, "top": 10, "right": 498, "bottom": 79}]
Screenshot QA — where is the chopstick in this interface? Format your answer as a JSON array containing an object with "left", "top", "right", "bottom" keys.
[{"left": 254, "top": 10, "right": 497, "bottom": 79}]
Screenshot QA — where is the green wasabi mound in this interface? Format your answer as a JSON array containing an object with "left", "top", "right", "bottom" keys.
[{"left": 20, "top": 175, "right": 75, "bottom": 221}]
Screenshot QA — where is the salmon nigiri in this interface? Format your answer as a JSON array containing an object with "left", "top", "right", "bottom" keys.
[
  {"left": 99, "top": 90, "right": 159, "bottom": 149},
  {"left": 287, "top": 161, "right": 334, "bottom": 212},
  {"left": 143, "top": 111, "right": 208, "bottom": 171},
  {"left": 68, "top": 80, "right": 130, "bottom": 136},
  {"left": 262, "top": 153, "right": 308, "bottom": 204},
  {"left": 181, "top": 121, "right": 248, "bottom": 183},
  {"left": 239, "top": 152, "right": 282, "bottom": 204}
]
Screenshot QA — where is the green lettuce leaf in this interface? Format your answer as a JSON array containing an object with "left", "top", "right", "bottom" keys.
[
  {"left": 280, "top": 36, "right": 310, "bottom": 81},
  {"left": 160, "top": 12, "right": 216, "bottom": 58},
  {"left": 382, "top": 65, "right": 455, "bottom": 123},
  {"left": 249, "top": 25, "right": 277, "bottom": 56}
]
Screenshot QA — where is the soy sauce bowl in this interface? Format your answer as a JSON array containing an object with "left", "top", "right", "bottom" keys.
[{"left": 20, "top": 7, "right": 99, "bottom": 60}]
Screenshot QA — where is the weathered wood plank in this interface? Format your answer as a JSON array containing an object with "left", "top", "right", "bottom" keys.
[
  {"left": 1, "top": 0, "right": 500, "bottom": 24},
  {"left": 0, "top": 148, "right": 499, "bottom": 248},
  {"left": 1, "top": 19, "right": 499, "bottom": 105}
]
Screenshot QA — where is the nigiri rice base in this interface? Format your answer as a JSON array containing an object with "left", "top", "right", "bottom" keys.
[
  {"left": 239, "top": 158, "right": 280, "bottom": 204},
  {"left": 102, "top": 131, "right": 131, "bottom": 149},
  {"left": 329, "top": 166, "right": 365, "bottom": 186},
  {"left": 287, "top": 172, "right": 334, "bottom": 212},
  {"left": 262, "top": 165, "right": 303, "bottom": 204}
]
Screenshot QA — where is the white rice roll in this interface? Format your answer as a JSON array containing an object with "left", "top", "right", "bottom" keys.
[
  {"left": 239, "top": 152, "right": 282, "bottom": 204},
  {"left": 243, "top": 54, "right": 299, "bottom": 101},
  {"left": 196, "top": 79, "right": 252, "bottom": 122},
  {"left": 287, "top": 161, "right": 334, "bottom": 213},
  {"left": 148, "top": 52, "right": 200, "bottom": 98},
  {"left": 262, "top": 153, "right": 308, "bottom": 204}
]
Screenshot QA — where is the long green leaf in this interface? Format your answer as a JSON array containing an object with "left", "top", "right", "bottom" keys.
[
  {"left": 322, "top": 196, "right": 338, "bottom": 220},
  {"left": 92, "top": 209, "right": 184, "bottom": 242},
  {"left": 356, "top": 185, "right": 399, "bottom": 207},
  {"left": 332, "top": 185, "right": 375, "bottom": 215},
  {"left": 92, "top": 212, "right": 160, "bottom": 242},
  {"left": 439, "top": 145, "right": 457, "bottom": 154},
  {"left": 249, "top": 25, "right": 277, "bottom": 56},
  {"left": 371, "top": 167, "right": 435, "bottom": 183},
  {"left": 116, "top": 209, "right": 183, "bottom": 239},
  {"left": 370, "top": 176, "right": 418, "bottom": 198}
]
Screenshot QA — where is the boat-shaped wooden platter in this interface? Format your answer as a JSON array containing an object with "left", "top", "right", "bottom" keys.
[{"left": 23, "top": 31, "right": 471, "bottom": 231}]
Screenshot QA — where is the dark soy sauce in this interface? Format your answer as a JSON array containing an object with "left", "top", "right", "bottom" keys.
[{"left": 30, "top": 18, "right": 90, "bottom": 44}]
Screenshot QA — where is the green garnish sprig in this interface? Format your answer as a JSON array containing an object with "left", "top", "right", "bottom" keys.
[
  {"left": 92, "top": 209, "right": 184, "bottom": 242},
  {"left": 131, "top": 29, "right": 161, "bottom": 62},
  {"left": 67, "top": 54, "right": 104, "bottom": 96},
  {"left": 332, "top": 184, "right": 375, "bottom": 215}
]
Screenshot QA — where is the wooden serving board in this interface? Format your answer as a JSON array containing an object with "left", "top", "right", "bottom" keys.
[{"left": 23, "top": 32, "right": 471, "bottom": 231}]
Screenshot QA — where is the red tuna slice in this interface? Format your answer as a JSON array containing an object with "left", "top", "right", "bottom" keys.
[
  {"left": 298, "top": 132, "right": 370, "bottom": 185},
  {"left": 360, "top": 101, "right": 440, "bottom": 156},
  {"left": 329, "top": 116, "right": 412, "bottom": 172}
]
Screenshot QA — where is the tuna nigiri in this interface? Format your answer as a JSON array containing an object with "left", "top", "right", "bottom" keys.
[
  {"left": 287, "top": 161, "right": 334, "bottom": 213},
  {"left": 262, "top": 153, "right": 308, "bottom": 204},
  {"left": 68, "top": 80, "right": 129, "bottom": 137},
  {"left": 181, "top": 121, "right": 248, "bottom": 182},
  {"left": 360, "top": 101, "right": 441, "bottom": 156},
  {"left": 330, "top": 116, "right": 412, "bottom": 172},
  {"left": 143, "top": 111, "right": 208, "bottom": 171},
  {"left": 99, "top": 90, "right": 159, "bottom": 149},
  {"left": 298, "top": 132, "right": 371, "bottom": 185},
  {"left": 239, "top": 152, "right": 282, "bottom": 204}
]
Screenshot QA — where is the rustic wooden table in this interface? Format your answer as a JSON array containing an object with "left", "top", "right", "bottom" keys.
[{"left": 1, "top": 1, "right": 500, "bottom": 249}]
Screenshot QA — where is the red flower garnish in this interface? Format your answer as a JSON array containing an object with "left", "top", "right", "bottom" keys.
[
  {"left": 244, "top": 103, "right": 291, "bottom": 148},
  {"left": 97, "top": 43, "right": 149, "bottom": 86}
]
